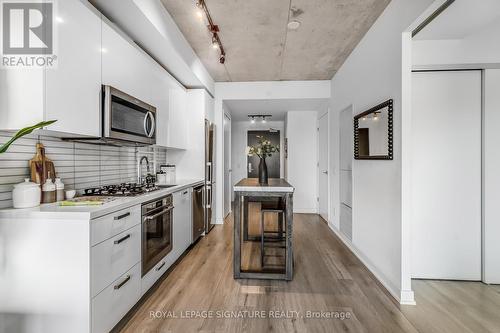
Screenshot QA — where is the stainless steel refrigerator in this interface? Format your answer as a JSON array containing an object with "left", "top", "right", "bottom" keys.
[{"left": 205, "top": 120, "right": 216, "bottom": 233}]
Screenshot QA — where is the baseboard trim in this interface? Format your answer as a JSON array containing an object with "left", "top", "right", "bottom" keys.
[
  {"left": 293, "top": 208, "right": 318, "bottom": 214},
  {"left": 327, "top": 222, "right": 414, "bottom": 305},
  {"left": 400, "top": 290, "right": 416, "bottom": 305}
]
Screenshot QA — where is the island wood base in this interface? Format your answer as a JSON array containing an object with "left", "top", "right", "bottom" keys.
[{"left": 233, "top": 178, "right": 294, "bottom": 280}]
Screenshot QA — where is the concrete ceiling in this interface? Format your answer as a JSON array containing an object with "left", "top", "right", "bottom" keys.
[
  {"left": 161, "top": 0, "right": 391, "bottom": 82},
  {"left": 224, "top": 98, "right": 329, "bottom": 121},
  {"left": 415, "top": 0, "right": 500, "bottom": 40}
]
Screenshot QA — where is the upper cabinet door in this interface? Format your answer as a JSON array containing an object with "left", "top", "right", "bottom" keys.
[
  {"left": 0, "top": 68, "right": 44, "bottom": 130},
  {"left": 101, "top": 23, "right": 152, "bottom": 105},
  {"left": 168, "top": 88, "right": 188, "bottom": 150},
  {"left": 45, "top": 0, "right": 102, "bottom": 137},
  {"left": 151, "top": 63, "right": 172, "bottom": 148}
]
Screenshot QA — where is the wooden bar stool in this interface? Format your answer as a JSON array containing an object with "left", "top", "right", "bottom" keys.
[{"left": 260, "top": 198, "right": 286, "bottom": 268}]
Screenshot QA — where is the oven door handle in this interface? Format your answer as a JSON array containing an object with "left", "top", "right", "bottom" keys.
[{"left": 144, "top": 206, "right": 173, "bottom": 221}]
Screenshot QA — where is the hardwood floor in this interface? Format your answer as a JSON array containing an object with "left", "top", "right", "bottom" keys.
[{"left": 118, "top": 204, "right": 500, "bottom": 333}]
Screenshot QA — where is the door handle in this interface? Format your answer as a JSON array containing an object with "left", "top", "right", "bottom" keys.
[
  {"left": 114, "top": 234, "right": 131, "bottom": 244},
  {"left": 156, "top": 261, "right": 166, "bottom": 271},
  {"left": 322, "top": 170, "right": 328, "bottom": 175},
  {"left": 114, "top": 275, "right": 131, "bottom": 290},
  {"left": 145, "top": 207, "right": 173, "bottom": 221},
  {"left": 114, "top": 212, "right": 131, "bottom": 220},
  {"left": 206, "top": 162, "right": 212, "bottom": 183}
]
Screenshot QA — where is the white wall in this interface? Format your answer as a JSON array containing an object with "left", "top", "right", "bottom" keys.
[
  {"left": 413, "top": 19, "right": 500, "bottom": 68},
  {"left": 214, "top": 80, "right": 331, "bottom": 224},
  {"left": 286, "top": 111, "right": 318, "bottom": 213},
  {"left": 231, "top": 120, "right": 285, "bottom": 196},
  {"left": 483, "top": 69, "right": 500, "bottom": 284},
  {"left": 329, "top": 0, "right": 435, "bottom": 304}
]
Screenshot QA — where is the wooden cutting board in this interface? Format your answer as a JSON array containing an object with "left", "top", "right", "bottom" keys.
[{"left": 29, "top": 143, "right": 56, "bottom": 185}]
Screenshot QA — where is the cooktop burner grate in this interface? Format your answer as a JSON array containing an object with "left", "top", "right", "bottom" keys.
[{"left": 83, "top": 183, "right": 159, "bottom": 197}]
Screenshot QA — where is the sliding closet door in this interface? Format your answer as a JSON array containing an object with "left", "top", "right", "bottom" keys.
[{"left": 411, "top": 71, "right": 482, "bottom": 280}]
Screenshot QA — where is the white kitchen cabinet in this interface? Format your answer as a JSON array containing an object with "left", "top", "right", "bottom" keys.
[
  {"left": 151, "top": 62, "right": 174, "bottom": 148},
  {"left": 141, "top": 251, "right": 174, "bottom": 295},
  {"left": 101, "top": 20, "right": 152, "bottom": 105},
  {"left": 91, "top": 205, "right": 141, "bottom": 246},
  {"left": 91, "top": 224, "right": 141, "bottom": 297},
  {"left": 45, "top": 0, "right": 102, "bottom": 137},
  {"left": 0, "top": 0, "right": 101, "bottom": 135},
  {"left": 170, "top": 89, "right": 210, "bottom": 180},
  {"left": 167, "top": 88, "right": 188, "bottom": 149},
  {"left": 0, "top": 68, "right": 44, "bottom": 130},
  {"left": 173, "top": 188, "right": 193, "bottom": 257},
  {"left": 92, "top": 263, "right": 141, "bottom": 333}
]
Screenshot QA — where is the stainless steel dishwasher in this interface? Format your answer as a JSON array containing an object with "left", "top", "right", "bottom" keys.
[{"left": 192, "top": 185, "right": 205, "bottom": 241}]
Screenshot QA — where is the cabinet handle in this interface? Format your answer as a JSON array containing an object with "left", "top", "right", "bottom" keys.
[
  {"left": 156, "top": 261, "right": 166, "bottom": 271},
  {"left": 183, "top": 190, "right": 188, "bottom": 195},
  {"left": 114, "top": 275, "right": 131, "bottom": 290},
  {"left": 114, "top": 234, "right": 131, "bottom": 244},
  {"left": 114, "top": 212, "right": 131, "bottom": 220}
]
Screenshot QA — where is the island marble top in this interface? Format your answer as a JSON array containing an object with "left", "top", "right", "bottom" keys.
[{"left": 233, "top": 178, "right": 294, "bottom": 193}]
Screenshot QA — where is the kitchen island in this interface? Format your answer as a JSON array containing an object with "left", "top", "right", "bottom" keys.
[{"left": 233, "top": 178, "right": 294, "bottom": 280}]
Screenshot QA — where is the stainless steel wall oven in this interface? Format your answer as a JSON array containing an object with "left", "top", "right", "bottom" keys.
[{"left": 142, "top": 195, "right": 173, "bottom": 276}]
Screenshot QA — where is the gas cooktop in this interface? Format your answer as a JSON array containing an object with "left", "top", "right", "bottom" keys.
[{"left": 83, "top": 183, "right": 159, "bottom": 197}]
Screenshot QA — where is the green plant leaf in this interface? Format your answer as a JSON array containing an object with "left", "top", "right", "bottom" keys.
[{"left": 0, "top": 120, "right": 57, "bottom": 154}]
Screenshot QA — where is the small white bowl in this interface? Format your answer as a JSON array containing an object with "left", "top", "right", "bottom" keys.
[{"left": 65, "top": 190, "right": 76, "bottom": 199}]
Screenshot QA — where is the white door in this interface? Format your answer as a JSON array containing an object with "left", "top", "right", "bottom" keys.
[
  {"left": 340, "top": 106, "right": 353, "bottom": 240},
  {"left": 318, "top": 112, "right": 329, "bottom": 221},
  {"left": 411, "top": 70, "right": 482, "bottom": 280},
  {"left": 224, "top": 113, "right": 232, "bottom": 218}
]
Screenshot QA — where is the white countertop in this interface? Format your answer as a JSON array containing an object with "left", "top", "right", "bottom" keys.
[{"left": 0, "top": 179, "right": 204, "bottom": 220}]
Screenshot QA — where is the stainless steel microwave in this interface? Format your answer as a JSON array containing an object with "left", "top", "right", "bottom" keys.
[{"left": 102, "top": 85, "right": 156, "bottom": 145}]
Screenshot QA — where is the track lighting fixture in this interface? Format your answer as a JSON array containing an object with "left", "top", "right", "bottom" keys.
[
  {"left": 195, "top": 0, "right": 203, "bottom": 18},
  {"left": 194, "top": 0, "right": 226, "bottom": 64},
  {"left": 212, "top": 35, "right": 219, "bottom": 49}
]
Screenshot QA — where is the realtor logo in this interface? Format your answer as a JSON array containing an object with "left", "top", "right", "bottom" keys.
[{"left": 1, "top": 1, "right": 56, "bottom": 67}]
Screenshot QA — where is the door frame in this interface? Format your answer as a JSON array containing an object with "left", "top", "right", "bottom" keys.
[
  {"left": 223, "top": 112, "right": 232, "bottom": 218},
  {"left": 245, "top": 128, "right": 284, "bottom": 178},
  {"left": 317, "top": 110, "right": 330, "bottom": 221}
]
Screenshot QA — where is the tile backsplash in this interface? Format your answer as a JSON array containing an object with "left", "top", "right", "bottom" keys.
[{"left": 0, "top": 131, "right": 167, "bottom": 209}]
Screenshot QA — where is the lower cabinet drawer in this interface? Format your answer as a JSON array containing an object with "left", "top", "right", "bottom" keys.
[
  {"left": 91, "top": 224, "right": 141, "bottom": 297},
  {"left": 92, "top": 263, "right": 141, "bottom": 333},
  {"left": 91, "top": 205, "right": 141, "bottom": 246},
  {"left": 141, "top": 253, "right": 174, "bottom": 295}
]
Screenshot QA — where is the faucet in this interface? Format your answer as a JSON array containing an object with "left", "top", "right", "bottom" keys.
[{"left": 138, "top": 156, "right": 150, "bottom": 184}]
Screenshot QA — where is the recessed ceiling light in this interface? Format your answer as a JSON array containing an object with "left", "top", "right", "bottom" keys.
[{"left": 287, "top": 20, "right": 301, "bottom": 30}]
